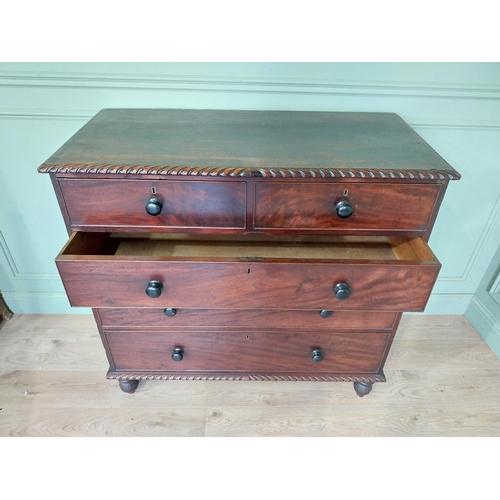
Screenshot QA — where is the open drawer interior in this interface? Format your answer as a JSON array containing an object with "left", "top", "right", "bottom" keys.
[{"left": 59, "top": 232, "right": 438, "bottom": 263}]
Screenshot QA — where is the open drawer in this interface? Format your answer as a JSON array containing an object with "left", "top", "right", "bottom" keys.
[{"left": 55, "top": 233, "right": 441, "bottom": 311}]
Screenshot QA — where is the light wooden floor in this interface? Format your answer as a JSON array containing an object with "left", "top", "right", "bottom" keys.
[{"left": 1, "top": 314, "right": 499, "bottom": 437}]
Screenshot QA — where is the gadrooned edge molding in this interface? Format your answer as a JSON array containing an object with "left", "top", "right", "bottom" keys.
[
  {"left": 106, "top": 372, "right": 387, "bottom": 382},
  {"left": 37, "top": 163, "right": 461, "bottom": 180}
]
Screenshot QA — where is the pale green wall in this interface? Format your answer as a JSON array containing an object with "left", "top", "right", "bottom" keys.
[
  {"left": 1, "top": 63, "right": 499, "bottom": 327},
  {"left": 466, "top": 242, "right": 500, "bottom": 358}
]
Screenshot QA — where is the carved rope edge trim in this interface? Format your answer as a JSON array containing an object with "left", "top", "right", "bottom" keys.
[
  {"left": 106, "top": 372, "right": 386, "bottom": 383},
  {"left": 38, "top": 164, "right": 461, "bottom": 180}
]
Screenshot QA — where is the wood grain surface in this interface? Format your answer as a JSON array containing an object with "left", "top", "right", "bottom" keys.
[
  {"left": 254, "top": 181, "right": 442, "bottom": 232},
  {"left": 1, "top": 314, "right": 499, "bottom": 436},
  {"left": 96, "top": 307, "right": 398, "bottom": 331},
  {"left": 56, "top": 233, "right": 440, "bottom": 311},
  {"left": 59, "top": 178, "right": 247, "bottom": 229},
  {"left": 57, "top": 259, "right": 440, "bottom": 311},
  {"left": 38, "top": 110, "right": 459, "bottom": 177},
  {"left": 104, "top": 330, "right": 391, "bottom": 373}
]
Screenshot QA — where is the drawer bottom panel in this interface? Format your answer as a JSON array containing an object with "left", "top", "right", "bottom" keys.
[{"left": 105, "top": 330, "right": 392, "bottom": 374}]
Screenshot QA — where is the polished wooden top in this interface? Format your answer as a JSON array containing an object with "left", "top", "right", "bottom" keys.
[{"left": 39, "top": 109, "right": 460, "bottom": 179}]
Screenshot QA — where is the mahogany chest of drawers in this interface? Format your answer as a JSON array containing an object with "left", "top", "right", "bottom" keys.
[{"left": 39, "top": 109, "right": 460, "bottom": 396}]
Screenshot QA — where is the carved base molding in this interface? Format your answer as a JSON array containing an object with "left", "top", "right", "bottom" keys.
[{"left": 106, "top": 371, "right": 386, "bottom": 383}]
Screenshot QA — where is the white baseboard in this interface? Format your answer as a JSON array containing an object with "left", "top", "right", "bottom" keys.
[
  {"left": 414, "top": 293, "right": 473, "bottom": 315},
  {"left": 2, "top": 291, "right": 91, "bottom": 314},
  {"left": 465, "top": 296, "right": 500, "bottom": 358}
]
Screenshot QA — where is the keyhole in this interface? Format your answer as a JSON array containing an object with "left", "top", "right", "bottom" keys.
[
  {"left": 151, "top": 187, "right": 157, "bottom": 194},
  {"left": 246, "top": 335, "right": 250, "bottom": 340},
  {"left": 247, "top": 269, "right": 251, "bottom": 274},
  {"left": 343, "top": 189, "right": 348, "bottom": 196}
]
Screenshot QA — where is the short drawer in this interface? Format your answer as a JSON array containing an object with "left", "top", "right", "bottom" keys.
[
  {"left": 56, "top": 232, "right": 440, "bottom": 311},
  {"left": 254, "top": 182, "right": 443, "bottom": 234},
  {"left": 58, "top": 178, "right": 246, "bottom": 230},
  {"left": 97, "top": 307, "right": 398, "bottom": 331},
  {"left": 105, "top": 330, "right": 392, "bottom": 374}
]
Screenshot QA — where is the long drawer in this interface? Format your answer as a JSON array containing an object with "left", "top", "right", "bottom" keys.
[
  {"left": 56, "top": 232, "right": 440, "bottom": 311},
  {"left": 105, "top": 330, "right": 392, "bottom": 374},
  {"left": 97, "top": 307, "right": 398, "bottom": 331}
]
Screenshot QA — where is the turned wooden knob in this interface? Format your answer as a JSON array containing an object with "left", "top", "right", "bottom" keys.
[
  {"left": 145, "top": 280, "right": 163, "bottom": 298},
  {"left": 335, "top": 199, "right": 353, "bottom": 218},
  {"left": 172, "top": 347, "right": 184, "bottom": 361},
  {"left": 312, "top": 349, "right": 324, "bottom": 362},
  {"left": 333, "top": 282, "right": 351, "bottom": 300},
  {"left": 146, "top": 197, "right": 163, "bottom": 216}
]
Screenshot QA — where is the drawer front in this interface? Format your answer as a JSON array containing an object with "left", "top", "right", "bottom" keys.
[
  {"left": 58, "top": 259, "right": 439, "bottom": 311},
  {"left": 56, "top": 233, "right": 440, "bottom": 311},
  {"left": 97, "top": 307, "right": 398, "bottom": 331},
  {"left": 105, "top": 330, "right": 391, "bottom": 374},
  {"left": 254, "top": 182, "right": 442, "bottom": 233},
  {"left": 58, "top": 179, "right": 246, "bottom": 230}
]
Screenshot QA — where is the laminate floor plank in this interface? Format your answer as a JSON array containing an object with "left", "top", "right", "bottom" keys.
[
  {"left": 0, "top": 337, "right": 108, "bottom": 371},
  {"left": 0, "top": 407, "right": 206, "bottom": 437},
  {"left": 370, "top": 368, "right": 500, "bottom": 405},
  {"left": 397, "top": 315, "right": 481, "bottom": 340},
  {"left": 118, "top": 379, "right": 356, "bottom": 408},
  {"left": 0, "top": 314, "right": 98, "bottom": 340},
  {"left": 117, "top": 368, "right": 500, "bottom": 409},
  {"left": 203, "top": 404, "right": 500, "bottom": 437},
  {"left": 0, "top": 370, "right": 123, "bottom": 409},
  {"left": 385, "top": 339, "right": 500, "bottom": 370},
  {"left": 3, "top": 367, "right": 498, "bottom": 413}
]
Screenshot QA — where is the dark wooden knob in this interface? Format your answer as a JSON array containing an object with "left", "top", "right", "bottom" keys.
[
  {"left": 335, "top": 199, "right": 353, "bottom": 218},
  {"left": 146, "top": 197, "right": 163, "bottom": 216},
  {"left": 312, "top": 349, "right": 324, "bottom": 362},
  {"left": 164, "top": 307, "right": 177, "bottom": 317},
  {"left": 319, "top": 310, "right": 333, "bottom": 318},
  {"left": 333, "top": 282, "right": 351, "bottom": 300},
  {"left": 172, "top": 347, "right": 184, "bottom": 361},
  {"left": 145, "top": 280, "right": 163, "bottom": 298}
]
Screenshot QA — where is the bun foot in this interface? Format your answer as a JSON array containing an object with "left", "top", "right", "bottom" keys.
[
  {"left": 119, "top": 379, "right": 139, "bottom": 394},
  {"left": 353, "top": 381, "right": 374, "bottom": 397}
]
